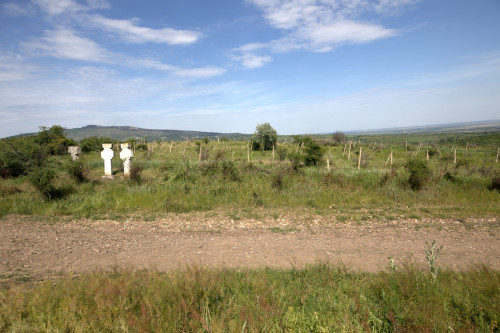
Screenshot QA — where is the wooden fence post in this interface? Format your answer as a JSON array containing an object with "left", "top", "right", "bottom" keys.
[
  {"left": 454, "top": 149, "right": 457, "bottom": 166},
  {"left": 327, "top": 156, "right": 330, "bottom": 172},
  {"left": 347, "top": 143, "right": 351, "bottom": 160},
  {"left": 357, "top": 147, "right": 362, "bottom": 170}
]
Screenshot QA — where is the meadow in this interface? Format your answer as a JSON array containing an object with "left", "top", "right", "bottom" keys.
[
  {"left": 1, "top": 130, "right": 499, "bottom": 221},
  {"left": 0, "top": 128, "right": 499, "bottom": 332}
]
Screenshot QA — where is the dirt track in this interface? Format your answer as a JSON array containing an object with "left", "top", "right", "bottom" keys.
[{"left": 1, "top": 215, "right": 498, "bottom": 282}]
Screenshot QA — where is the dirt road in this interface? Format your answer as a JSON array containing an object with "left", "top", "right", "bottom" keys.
[{"left": 1, "top": 215, "right": 498, "bottom": 282}]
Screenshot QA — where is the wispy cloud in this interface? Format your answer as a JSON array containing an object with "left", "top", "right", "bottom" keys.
[
  {"left": 0, "top": 52, "right": 40, "bottom": 82},
  {"left": 233, "top": 0, "right": 418, "bottom": 68},
  {"left": 28, "top": 0, "right": 202, "bottom": 46},
  {"left": 32, "top": 0, "right": 86, "bottom": 15},
  {"left": 90, "top": 15, "right": 203, "bottom": 45},
  {"left": 135, "top": 59, "right": 226, "bottom": 78},
  {"left": 231, "top": 53, "right": 272, "bottom": 69},
  {"left": 1, "top": 2, "right": 37, "bottom": 16},
  {"left": 22, "top": 29, "right": 111, "bottom": 62}
]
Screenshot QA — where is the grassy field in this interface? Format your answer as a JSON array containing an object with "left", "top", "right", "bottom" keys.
[
  {"left": 1, "top": 133, "right": 499, "bottom": 221},
  {"left": 1, "top": 130, "right": 499, "bottom": 331},
  {"left": 1, "top": 263, "right": 498, "bottom": 332}
]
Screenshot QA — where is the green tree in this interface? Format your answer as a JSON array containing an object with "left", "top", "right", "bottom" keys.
[{"left": 251, "top": 123, "right": 278, "bottom": 151}]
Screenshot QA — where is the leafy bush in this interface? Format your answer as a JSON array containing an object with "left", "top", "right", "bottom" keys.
[
  {"left": 34, "top": 125, "right": 75, "bottom": 155},
  {"left": 405, "top": 159, "right": 430, "bottom": 191},
  {"left": 276, "top": 147, "right": 288, "bottom": 161},
  {"left": 288, "top": 151, "right": 303, "bottom": 171},
  {"left": 303, "top": 140, "right": 324, "bottom": 166},
  {"left": 0, "top": 136, "right": 47, "bottom": 178},
  {"left": 66, "top": 161, "right": 89, "bottom": 183},
  {"left": 80, "top": 136, "right": 114, "bottom": 152},
  {"left": 29, "top": 167, "right": 57, "bottom": 200}
]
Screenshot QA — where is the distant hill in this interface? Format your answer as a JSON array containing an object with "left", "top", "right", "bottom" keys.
[
  {"left": 65, "top": 125, "right": 251, "bottom": 142},
  {"left": 7, "top": 120, "right": 500, "bottom": 142},
  {"left": 346, "top": 120, "right": 500, "bottom": 135}
]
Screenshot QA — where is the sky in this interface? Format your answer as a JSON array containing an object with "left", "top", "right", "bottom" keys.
[{"left": 1, "top": 0, "right": 500, "bottom": 138}]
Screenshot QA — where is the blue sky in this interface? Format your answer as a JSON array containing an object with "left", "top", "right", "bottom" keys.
[{"left": 1, "top": 0, "right": 499, "bottom": 137}]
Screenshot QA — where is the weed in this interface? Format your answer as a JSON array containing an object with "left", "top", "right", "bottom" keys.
[
  {"left": 129, "top": 164, "right": 143, "bottom": 184},
  {"left": 271, "top": 168, "right": 287, "bottom": 190},
  {"left": 1, "top": 264, "right": 498, "bottom": 332},
  {"left": 220, "top": 161, "right": 240, "bottom": 181},
  {"left": 424, "top": 240, "right": 443, "bottom": 280}
]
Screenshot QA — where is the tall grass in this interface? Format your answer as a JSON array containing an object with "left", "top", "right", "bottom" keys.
[{"left": 1, "top": 264, "right": 498, "bottom": 332}]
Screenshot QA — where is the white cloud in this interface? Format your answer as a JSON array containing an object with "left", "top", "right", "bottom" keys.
[
  {"left": 232, "top": 53, "right": 273, "bottom": 69},
  {"left": 22, "top": 29, "right": 110, "bottom": 62},
  {"left": 90, "top": 15, "right": 202, "bottom": 45},
  {"left": 32, "top": 0, "right": 85, "bottom": 15},
  {"left": 85, "top": 0, "right": 110, "bottom": 10},
  {"left": 0, "top": 52, "right": 40, "bottom": 82},
  {"left": 234, "top": 0, "right": 416, "bottom": 68},
  {"left": 135, "top": 59, "right": 226, "bottom": 78},
  {"left": 1, "top": 2, "right": 36, "bottom": 16},
  {"left": 173, "top": 67, "right": 227, "bottom": 78}
]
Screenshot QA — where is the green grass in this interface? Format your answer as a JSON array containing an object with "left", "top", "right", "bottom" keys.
[
  {"left": 0, "top": 264, "right": 498, "bottom": 332},
  {"left": 1, "top": 137, "right": 499, "bottom": 220}
]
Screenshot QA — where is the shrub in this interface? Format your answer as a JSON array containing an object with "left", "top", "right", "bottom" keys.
[
  {"left": 34, "top": 125, "right": 75, "bottom": 155},
  {"left": 0, "top": 136, "right": 47, "bottom": 178},
  {"left": 276, "top": 147, "right": 288, "bottom": 161},
  {"left": 220, "top": 161, "right": 240, "bottom": 181},
  {"left": 490, "top": 176, "right": 500, "bottom": 192},
  {"left": 80, "top": 136, "right": 114, "bottom": 152},
  {"left": 288, "top": 151, "right": 303, "bottom": 171},
  {"left": 303, "top": 140, "right": 324, "bottom": 166},
  {"left": 129, "top": 164, "right": 143, "bottom": 183},
  {"left": 66, "top": 161, "right": 89, "bottom": 183},
  {"left": 405, "top": 159, "right": 430, "bottom": 191},
  {"left": 29, "top": 167, "right": 56, "bottom": 200}
]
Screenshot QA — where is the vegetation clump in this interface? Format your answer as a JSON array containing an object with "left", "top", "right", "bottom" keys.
[
  {"left": 29, "top": 167, "right": 57, "bottom": 200},
  {"left": 66, "top": 161, "right": 89, "bottom": 183},
  {"left": 405, "top": 158, "right": 430, "bottom": 190}
]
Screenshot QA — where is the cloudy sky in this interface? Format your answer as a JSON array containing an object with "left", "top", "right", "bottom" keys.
[{"left": 1, "top": 0, "right": 499, "bottom": 137}]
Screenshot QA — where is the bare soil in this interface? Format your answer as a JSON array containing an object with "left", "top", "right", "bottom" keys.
[{"left": 1, "top": 214, "right": 498, "bottom": 283}]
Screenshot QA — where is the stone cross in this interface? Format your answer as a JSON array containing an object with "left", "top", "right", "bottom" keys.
[
  {"left": 101, "top": 144, "right": 114, "bottom": 177},
  {"left": 68, "top": 146, "right": 81, "bottom": 161},
  {"left": 120, "top": 143, "right": 133, "bottom": 177}
]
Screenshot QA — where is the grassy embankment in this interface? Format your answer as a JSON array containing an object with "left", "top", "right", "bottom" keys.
[
  {"left": 1, "top": 133, "right": 499, "bottom": 221},
  {"left": 1, "top": 263, "right": 499, "bottom": 332}
]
